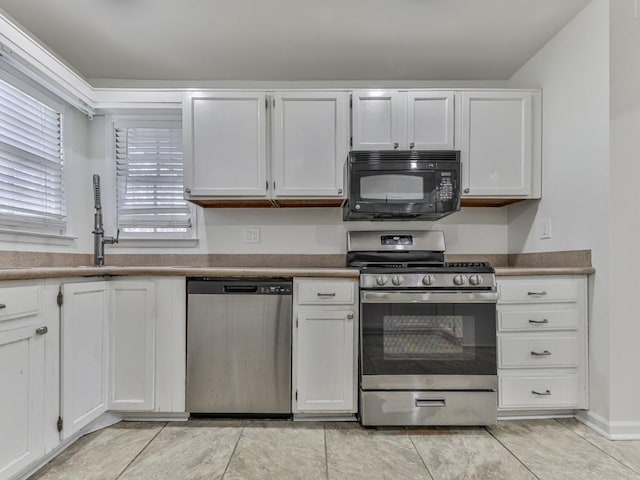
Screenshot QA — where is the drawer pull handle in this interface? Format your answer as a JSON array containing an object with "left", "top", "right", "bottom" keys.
[
  {"left": 0, "top": 304, "right": 5, "bottom": 309},
  {"left": 317, "top": 292, "right": 336, "bottom": 297},
  {"left": 415, "top": 398, "right": 446, "bottom": 408},
  {"left": 528, "top": 319, "right": 549, "bottom": 324},
  {"left": 527, "top": 291, "right": 548, "bottom": 296},
  {"left": 532, "top": 390, "right": 551, "bottom": 396},
  {"left": 35, "top": 326, "right": 48, "bottom": 335},
  {"left": 530, "top": 350, "right": 552, "bottom": 356}
]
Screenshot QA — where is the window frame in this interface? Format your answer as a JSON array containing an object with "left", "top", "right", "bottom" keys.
[
  {"left": 110, "top": 114, "right": 197, "bottom": 244},
  {"left": 0, "top": 67, "right": 68, "bottom": 238}
]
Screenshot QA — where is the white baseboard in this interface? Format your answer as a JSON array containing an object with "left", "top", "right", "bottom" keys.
[
  {"left": 120, "top": 412, "right": 189, "bottom": 422},
  {"left": 576, "top": 410, "right": 640, "bottom": 440}
]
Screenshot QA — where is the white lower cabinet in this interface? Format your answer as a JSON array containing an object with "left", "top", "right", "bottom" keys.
[
  {"left": 292, "top": 278, "right": 358, "bottom": 416},
  {"left": 497, "top": 275, "right": 588, "bottom": 413},
  {"left": 0, "top": 323, "right": 45, "bottom": 479},
  {"left": 109, "top": 280, "right": 156, "bottom": 411},
  {"left": 60, "top": 282, "right": 109, "bottom": 440}
]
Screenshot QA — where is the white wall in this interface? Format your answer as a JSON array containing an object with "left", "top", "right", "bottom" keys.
[
  {"left": 506, "top": 0, "right": 611, "bottom": 419},
  {"left": 609, "top": 0, "right": 640, "bottom": 424},
  {"left": 83, "top": 115, "right": 509, "bottom": 256}
]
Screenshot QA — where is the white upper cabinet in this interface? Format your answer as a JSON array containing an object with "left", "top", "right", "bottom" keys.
[
  {"left": 407, "top": 91, "right": 455, "bottom": 150},
  {"left": 183, "top": 92, "right": 268, "bottom": 197},
  {"left": 352, "top": 90, "right": 407, "bottom": 150},
  {"left": 459, "top": 91, "right": 541, "bottom": 198},
  {"left": 272, "top": 92, "right": 349, "bottom": 197},
  {"left": 352, "top": 90, "right": 454, "bottom": 151}
]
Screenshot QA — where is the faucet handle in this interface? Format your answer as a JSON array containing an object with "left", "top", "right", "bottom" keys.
[{"left": 103, "top": 229, "right": 120, "bottom": 245}]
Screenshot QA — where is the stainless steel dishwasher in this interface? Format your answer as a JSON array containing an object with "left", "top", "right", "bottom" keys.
[{"left": 186, "top": 278, "right": 292, "bottom": 415}]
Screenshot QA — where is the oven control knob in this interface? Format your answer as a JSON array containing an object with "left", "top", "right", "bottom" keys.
[
  {"left": 391, "top": 275, "right": 404, "bottom": 286},
  {"left": 453, "top": 274, "right": 466, "bottom": 286},
  {"left": 422, "top": 274, "right": 436, "bottom": 286},
  {"left": 469, "top": 274, "right": 483, "bottom": 286},
  {"left": 376, "top": 275, "right": 389, "bottom": 286}
]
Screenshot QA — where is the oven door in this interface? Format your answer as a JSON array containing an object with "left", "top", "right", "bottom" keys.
[{"left": 360, "top": 290, "right": 497, "bottom": 391}]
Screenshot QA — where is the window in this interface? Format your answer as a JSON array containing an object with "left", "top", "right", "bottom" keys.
[
  {"left": 114, "top": 119, "right": 195, "bottom": 239},
  {"left": 0, "top": 77, "right": 65, "bottom": 233}
]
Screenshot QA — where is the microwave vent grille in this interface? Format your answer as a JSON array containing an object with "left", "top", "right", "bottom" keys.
[{"left": 348, "top": 150, "right": 460, "bottom": 163}]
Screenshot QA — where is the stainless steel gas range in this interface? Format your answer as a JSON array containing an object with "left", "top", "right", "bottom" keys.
[{"left": 348, "top": 230, "right": 498, "bottom": 427}]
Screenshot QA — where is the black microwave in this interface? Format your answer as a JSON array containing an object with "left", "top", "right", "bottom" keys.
[{"left": 343, "top": 150, "right": 461, "bottom": 221}]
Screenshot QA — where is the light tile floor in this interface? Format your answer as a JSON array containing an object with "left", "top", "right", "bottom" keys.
[{"left": 30, "top": 419, "right": 640, "bottom": 480}]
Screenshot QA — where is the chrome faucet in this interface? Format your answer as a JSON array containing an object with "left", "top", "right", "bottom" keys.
[{"left": 92, "top": 174, "right": 119, "bottom": 266}]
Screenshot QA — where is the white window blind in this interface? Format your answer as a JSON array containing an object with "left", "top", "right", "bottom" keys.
[
  {"left": 0, "top": 78, "right": 65, "bottom": 232},
  {"left": 115, "top": 121, "right": 194, "bottom": 237}
]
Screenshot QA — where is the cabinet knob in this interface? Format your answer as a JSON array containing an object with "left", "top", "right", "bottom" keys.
[
  {"left": 393, "top": 142, "right": 399, "bottom": 150},
  {"left": 184, "top": 188, "right": 191, "bottom": 194},
  {"left": 36, "top": 326, "right": 48, "bottom": 336},
  {"left": 338, "top": 188, "right": 343, "bottom": 195},
  {"left": 0, "top": 303, "right": 5, "bottom": 309},
  {"left": 347, "top": 313, "right": 354, "bottom": 320},
  {"left": 409, "top": 142, "right": 415, "bottom": 149},
  {"left": 463, "top": 188, "right": 470, "bottom": 194}
]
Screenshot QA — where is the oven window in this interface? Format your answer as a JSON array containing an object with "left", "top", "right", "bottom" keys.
[
  {"left": 360, "top": 174, "right": 424, "bottom": 200},
  {"left": 361, "top": 303, "right": 496, "bottom": 376}
]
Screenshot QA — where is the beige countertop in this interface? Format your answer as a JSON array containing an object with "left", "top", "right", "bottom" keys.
[
  {"left": 495, "top": 267, "right": 595, "bottom": 276},
  {"left": 0, "top": 266, "right": 360, "bottom": 281},
  {"left": 0, "top": 265, "right": 595, "bottom": 281}
]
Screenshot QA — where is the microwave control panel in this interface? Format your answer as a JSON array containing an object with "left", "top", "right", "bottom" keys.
[{"left": 437, "top": 172, "right": 455, "bottom": 201}]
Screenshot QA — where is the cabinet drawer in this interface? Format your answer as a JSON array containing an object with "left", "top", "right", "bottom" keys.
[
  {"left": 499, "top": 279, "right": 578, "bottom": 303},
  {"left": 499, "top": 336, "right": 578, "bottom": 368},
  {"left": 296, "top": 280, "right": 355, "bottom": 305},
  {"left": 0, "top": 285, "right": 41, "bottom": 323},
  {"left": 498, "top": 305, "right": 579, "bottom": 332},
  {"left": 499, "top": 375, "right": 580, "bottom": 409}
]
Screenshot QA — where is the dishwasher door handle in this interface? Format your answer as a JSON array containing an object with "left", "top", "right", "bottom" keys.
[{"left": 223, "top": 285, "right": 258, "bottom": 293}]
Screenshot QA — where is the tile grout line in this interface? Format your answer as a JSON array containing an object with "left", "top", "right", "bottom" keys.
[
  {"left": 552, "top": 419, "right": 640, "bottom": 476},
  {"left": 115, "top": 422, "right": 168, "bottom": 480},
  {"left": 484, "top": 427, "right": 542, "bottom": 480},
  {"left": 323, "top": 423, "right": 329, "bottom": 480},
  {"left": 220, "top": 424, "right": 245, "bottom": 480},
  {"left": 406, "top": 429, "right": 436, "bottom": 480}
]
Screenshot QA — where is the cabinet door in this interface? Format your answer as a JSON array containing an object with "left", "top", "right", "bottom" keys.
[
  {"left": 407, "top": 91, "right": 455, "bottom": 150},
  {"left": 109, "top": 280, "right": 156, "bottom": 411},
  {"left": 60, "top": 282, "right": 108, "bottom": 440},
  {"left": 352, "top": 90, "right": 407, "bottom": 150},
  {"left": 183, "top": 92, "right": 268, "bottom": 197},
  {"left": 460, "top": 91, "right": 533, "bottom": 197},
  {"left": 0, "top": 325, "right": 45, "bottom": 479},
  {"left": 272, "top": 92, "right": 349, "bottom": 197},
  {"left": 294, "top": 310, "right": 356, "bottom": 413}
]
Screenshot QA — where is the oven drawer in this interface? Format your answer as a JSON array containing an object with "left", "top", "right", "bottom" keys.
[
  {"left": 499, "top": 375, "right": 580, "bottom": 409},
  {"left": 498, "top": 305, "right": 579, "bottom": 332},
  {"left": 498, "top": 336, "right": 579, "bottom": 368},
  {"left": 498, "top": 278, "right": 578, "bottom": 303},
  {"left": 296, "top": 279, "right": 355, "bottom": 305},
  {"left": 360, "top": 390, "right": 497, "bottom": 426}
]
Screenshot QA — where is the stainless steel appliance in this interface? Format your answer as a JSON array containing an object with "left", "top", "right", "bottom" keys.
[
  {"left": 348, "top": 231, "right": 498, "bottom": 426},
  {"left": 343, "top": 150, "right": 461, "bottom": 221},
  {"left": 186, "top": 278, "right": 292, "bottom": 416}
]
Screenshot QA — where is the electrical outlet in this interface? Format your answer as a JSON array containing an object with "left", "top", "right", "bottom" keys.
[
  {"left": 243, "top": 228, "right": 260, "bottom": 244},
  {"left": 539, "top": 219, "right": 551, "bottom": 239}
]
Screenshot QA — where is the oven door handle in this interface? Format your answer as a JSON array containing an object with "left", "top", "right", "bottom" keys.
[{"left": 360, "top": 290, "right": 499, "bottom": 304}]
